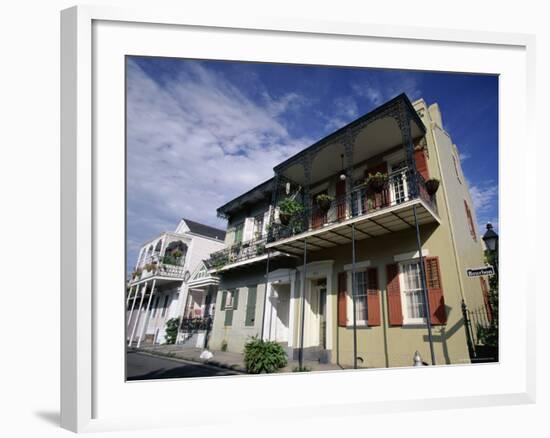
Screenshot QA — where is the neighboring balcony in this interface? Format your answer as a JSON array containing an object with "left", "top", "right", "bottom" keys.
[
  {"left": 129, "top": 254, "right": 186, "bottom": 284},
  {"left": 206, "top": 237, "right": 268, "bottom": 272},
  {"left": 266, "top": 168, "right": 440, "bottom": 255}
]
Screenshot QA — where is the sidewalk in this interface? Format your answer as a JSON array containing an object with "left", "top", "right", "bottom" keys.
[{"left": 133, "top": 343, "right": 344, "bottom": 374}]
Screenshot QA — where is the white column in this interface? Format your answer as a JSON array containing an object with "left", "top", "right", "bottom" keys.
[
  {"left": 128, "top": 282, "right": 147, "bottom": 346},
  {"left": 262, "top": 283, "right": 273, "bottom": 341},
  {"left": 287, "top": 275, "right": 297, "bottom": 347},
  {"left": 126, "top": 285, "right": 139, "bottom": 331},
  {"left": 137, "top": 279, "right": 156, "bottom": 348}
]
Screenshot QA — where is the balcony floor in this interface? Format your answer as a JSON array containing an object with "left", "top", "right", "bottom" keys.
[{"left": 266, "top": 198, "right": 439, "bottom": 255}]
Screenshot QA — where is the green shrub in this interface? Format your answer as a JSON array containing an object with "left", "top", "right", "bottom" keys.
[
  {"left": 221, "top": 339, "right": 228, "bottom": 352},
  {"left": 164, "top": 317, "right": 180, "bottom": 344},
  {"left": 243, "top": 336, "right": 288, "bottom": 374},
  {"left": 278, "top": 197, "right": 304, "bottom": 216}
]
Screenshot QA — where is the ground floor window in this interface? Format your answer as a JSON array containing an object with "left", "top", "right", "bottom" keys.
[
  {"left": 399, "top": 260, "right": 427, "bottom": 324},
  {"left": 352, "top": 271, "right": 368, "bottom": 325}
]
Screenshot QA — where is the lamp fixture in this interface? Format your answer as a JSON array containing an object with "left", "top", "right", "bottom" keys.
[{"left": 339, "top": 153, "right": 346, "bottom": 181}]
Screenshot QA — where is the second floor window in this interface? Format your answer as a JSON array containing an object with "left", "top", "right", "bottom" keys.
[
  {"left": 253, "top": 214, "right": 264, "bottom": 239},
  {"left": 233, "top": 223, "right": 244, "bottom": 244}
]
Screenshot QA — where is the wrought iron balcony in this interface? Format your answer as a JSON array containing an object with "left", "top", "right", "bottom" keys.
[
  {"left": 268, "top": 168, "right": 438, "bottom": 244},
  {"left": 129, "top": 254, "right": 186, "bottom": 283},
  {"left": 206, "top": 237, "right": 267, "bottom": 271}
]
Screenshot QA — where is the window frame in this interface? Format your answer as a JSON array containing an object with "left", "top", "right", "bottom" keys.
[
  {"left": 347, "top": 270, "right": 369, "bottom": 326},
  {"left": 398, "top": 260, "right": 428, "bottom": 325}
]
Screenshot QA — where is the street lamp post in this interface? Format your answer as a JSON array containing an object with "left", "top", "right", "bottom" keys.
[{"left": 482, "top": 223, "right": 499, "bottom": 276}]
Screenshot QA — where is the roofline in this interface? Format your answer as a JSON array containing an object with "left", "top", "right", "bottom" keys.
[
  {"left": 274, "top": 93, "right": 426, "bottom": 172},
  {"left": 216, "top": 177, "right": 274, "bottom": 216}
]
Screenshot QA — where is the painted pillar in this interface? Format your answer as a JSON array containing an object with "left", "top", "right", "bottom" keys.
[
  {"left": 128, "top": 282, "right": 147, "bottom": 346},
  {"left": 137, "top": 279, "right": 156, "bottom": 348}
]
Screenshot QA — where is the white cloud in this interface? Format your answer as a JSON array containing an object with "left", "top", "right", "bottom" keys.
[
  {"left": 351, "top": 73, "right": 422, "bottom": 105},
  {"left": 459, "top": 152, "right": 471, "bottom": 161},
  {"left": 126, "top": 60, "right": 312, "bottom": 262},
  {"left": 467, "top": 180, "right": 498, "bottom": 235}
]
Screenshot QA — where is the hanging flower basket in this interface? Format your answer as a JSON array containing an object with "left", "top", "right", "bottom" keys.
[
  {"left": 425, "top": 178, "right": 440, "bottom": 196},
  {"left": 279, "top": 212, "right": 291, "bottom": 226},
  {"left": 278, "top": 197, "right": 303, "bottom": 226},
  {"left": 365, "top": 172, "right": 388, "bottom": 194},
  {"left": 315, "top": 194, "right": 334, "bottom": 213}
]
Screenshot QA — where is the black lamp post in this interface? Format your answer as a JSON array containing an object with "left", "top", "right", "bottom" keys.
[{"left": 482, "top": 223, "right": 499, "bottom": 275}]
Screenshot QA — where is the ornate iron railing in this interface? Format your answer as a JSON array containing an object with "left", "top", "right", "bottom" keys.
[
  {"left": 129, "top": 254, "right": 186, "bottom": 282},
  {"left": 206, "top": 237, "right": 267, "bottom": 270},
  {"left": 180, "top": 316, "right": 213, "bottom": 332},
  {"left": 268, "top": 168, "right": 437, "bottom": 242}
]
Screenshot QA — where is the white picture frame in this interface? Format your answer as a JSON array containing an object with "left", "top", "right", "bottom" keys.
[{"left": 61, "top": 5, "right": 536, "bottom": 433}]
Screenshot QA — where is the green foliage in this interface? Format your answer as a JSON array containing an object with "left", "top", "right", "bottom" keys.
[
  {"left": 478, "top": 251, "right": 499, "bottom": 348},
  {"left": 315, "top": 194, "right": 334, "bottom": 203},
  {"left": 164, "top": 317, "right": 180, "bottom": 344},
  {"left": 243, "top": 336, "right": 288, "bottom": 374},
  {"left": 365, "top": 172, "right": 389, "bottom": 194},
  {"left": 278, "top": 197, "right": 304, "bottom": 216}
]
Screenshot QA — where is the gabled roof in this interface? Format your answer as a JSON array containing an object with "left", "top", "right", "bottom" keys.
[{"left": 182, "top": 218, "right": 226, "bottom": 241}]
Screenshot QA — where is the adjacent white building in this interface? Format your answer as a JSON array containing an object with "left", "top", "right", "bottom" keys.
[{"left": 126, "top": 218, "right": 225, "bottom": 347}]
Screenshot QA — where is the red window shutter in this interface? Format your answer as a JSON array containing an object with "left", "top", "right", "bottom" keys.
[
  {"left": 424, "top": 257, "right": 447, "bottom": 325},
  {"left": 338, "top": 272, "right": 347, "bottom": 327},
  {"left": 386, "top": 264, "right": 403, "bottom": 325},
  {"left": 414, "top": 149, "right": 429, "bottom": 180},
  {"left": 480, "top": 277, "right": 493, "bottom": 322},
  {"left": 367, "top": 268, "right": 381, "bottom": 326}
]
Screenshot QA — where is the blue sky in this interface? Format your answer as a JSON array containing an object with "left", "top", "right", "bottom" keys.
[{"left": 126, "top": 56, "right": 498, "bottom": 270}]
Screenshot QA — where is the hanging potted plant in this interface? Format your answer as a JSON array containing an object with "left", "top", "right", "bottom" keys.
[
  {"left": 425, "top": 178, "right": 440, "bottom": 196},
  {"left": 365, "top": 172, "right": 388, "bottom": 194},
  {"left": 278, "top": 197, "right": 303, "bottom": 226},
  {"left": 315, "top": 194, "right": 334, "bottom": 214}
]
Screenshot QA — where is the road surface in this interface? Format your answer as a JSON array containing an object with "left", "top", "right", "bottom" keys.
[{"left": 126, "top": 351, "right": 240, "bottom": 380}]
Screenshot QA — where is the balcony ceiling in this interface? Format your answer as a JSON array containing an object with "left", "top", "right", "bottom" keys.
[{"left": 281, "top": 116, "right": 424, "bottom": 187}]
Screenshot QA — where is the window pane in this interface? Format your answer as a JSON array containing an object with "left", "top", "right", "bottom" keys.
[
  {"left": 402, "top": 262, "right": 426, "bottom": 321},
  {"left": 353, "top": 272, "right": 368, "bottom": 322}
]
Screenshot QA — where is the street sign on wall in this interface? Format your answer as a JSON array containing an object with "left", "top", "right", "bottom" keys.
[{"left": 466, "top": 266, "right": 495, "bottom": 277}]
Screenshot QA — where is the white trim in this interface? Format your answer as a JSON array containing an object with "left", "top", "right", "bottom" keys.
[
  {"left": 344, "top": 260, "right": 371, "bottom": 271},
  {"left": 393, "top": 249, "right": 430, "bottom": 262}
]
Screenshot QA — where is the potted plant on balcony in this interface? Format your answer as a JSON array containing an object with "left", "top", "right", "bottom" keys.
[
  {"left": 425, "top": 178, "right": 440, "bottom": 197},
  {"left": 315, "top": 194, "right": 334, "bottom": 214},
  {"left": 365, "top": 172, "right": 388, "bottom": 194},
  {"left": 278, "top": 197, "right": 303, "bottom": 226}
]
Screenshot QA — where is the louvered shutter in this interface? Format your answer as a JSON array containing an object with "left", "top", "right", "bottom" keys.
[
  {"left": 245, "top": 286, "right": 257, "bottom": 326},
  {"left": 386, "top": 263, "right": 403, "bottom": 325},
  {"left": 366, "top": 268, "right": 381, "bottom": 326},
  {"left": 338, "top": 272, "right": 347, "bottom": 327},
  {"left": 233, "top": 289, "right": 239, "bottom": 309},
  {"left": 414, "top": 149, "right": 429, "bottom": 180},
  {"left": 424, "top": 257, "right": 447, "bottom": 324},
  {"left": 220, "top": 290, "right": 227, "bottom": 310}
]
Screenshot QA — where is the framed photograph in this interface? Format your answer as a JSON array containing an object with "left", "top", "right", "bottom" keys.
[{"left": 61, "top": 5, "right": 536, "bottom": 433}]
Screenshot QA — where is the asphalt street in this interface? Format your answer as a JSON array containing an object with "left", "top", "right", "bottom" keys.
[{"left": 126, "top": 351, "right": 240, "bottom": 380}]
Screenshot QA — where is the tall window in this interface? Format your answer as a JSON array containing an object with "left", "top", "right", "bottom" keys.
[
  {"left": 253, "top": 214, "right": 264, "bottom": 239},
  {"left": 452, "top": 154, "right": 462, "bottom": 184},
  {"left": 399, "top": 261, "right": 427, "bottom": 324},
  {"left": 464, "top": 200, "right": 477, "bottom": 241},
  {"left": 352, "top": 271, "right": 368, "bottom": 325},
  {"left": 233, "top": 223, "right": 244, "bottom": 244}
]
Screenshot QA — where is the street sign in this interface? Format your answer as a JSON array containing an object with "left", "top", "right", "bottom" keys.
[{"left": 466, "top": 266, "right": 495, "bottom": 277}]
